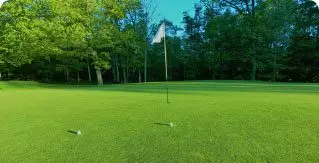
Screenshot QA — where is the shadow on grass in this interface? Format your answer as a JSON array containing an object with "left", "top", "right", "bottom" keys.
[
  {"left": 67, "top": 130, "right": 78, "bottom": 135},
  {"left": 154, "top": 123, "right": 170, "bottom": 126}
]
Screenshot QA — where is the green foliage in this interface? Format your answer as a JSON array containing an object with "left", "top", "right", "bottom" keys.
[
  {"left": 0, "top": 0, "right": 318, "bottom": 83},
  {"left": 178, "top": 0, "right": 318, "bottom": 82},
  {"left": 0, "top": 0, "right": 143, "bottom": 83}
]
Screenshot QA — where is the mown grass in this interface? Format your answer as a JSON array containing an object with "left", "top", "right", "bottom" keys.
[{"left": 0, "top": 81, "right": 319, "bottom": 162}]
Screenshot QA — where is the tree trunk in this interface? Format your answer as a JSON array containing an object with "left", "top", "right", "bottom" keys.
[
  {"left": 0, "top": 72, "right": 2, "bottom": 80},
  {"left": 273, "top": 55, "right": 276, "bottom": 82},
  {"left": 95, "top": 67, "right": 103, "bottom": 85},
  {"left": 87, "top": 65, "right": 92, "bottom": 83},
  {"left": 122, "top": 65, "right": 127, "bottom": 83},
  {"left": 183, "top": 61, "right": 186, "bottom": 80},
  {"left": 126, "top": 56, "right": 129, "bottom": 83},
  {"left": 209, "top": 64, "right": 212, "bottom": 79},
  {"left": 7, "top": 69, "right": 9, "bottom": 79},
  {"left": 115, "top": 55, "right": 120, "bottom": 83},
  {"left": 144, "top": 49, "right": 147, "bottom": 83},
  {"left": 251, "top": 25, "right": 256, "bottom": 80},
  {"left": 272, "top": 44, "right": 276, "bottom": 82},
  {"left": 66, "top": 69, "right": 70, "bottom": 83},
  {"left": 48, "top": 57, "right": 52, "bottom": 82},
  {"left": 250, "top": 0, "right": 256, "bottom": 81},
  {"left": 193, "top": 50, "right": 195, "bottom": 78},
  {"left": 112, "top": 60, "right": 116, "bottom": 83},
  {"left": 77, "top": 72, "right": 80, "bottom": 83},
  {"left": 251, "top": 55, "right": 256, "bottom": 80},
  {"left": 139, "top": 69, "right": 141, "bottom": 83}
]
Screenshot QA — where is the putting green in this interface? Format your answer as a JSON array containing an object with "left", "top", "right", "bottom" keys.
[{"left": 0, "top": 81, "right": 319, "bottom": 162}]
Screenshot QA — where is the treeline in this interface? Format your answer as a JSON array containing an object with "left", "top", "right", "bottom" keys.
[{"left": 0, "top": 0, "right": 318, "bottom": 84}]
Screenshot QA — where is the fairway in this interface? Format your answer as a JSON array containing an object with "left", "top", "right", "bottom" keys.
[{"left": 1, "top": 81, "right": 319, "bottom": 162}]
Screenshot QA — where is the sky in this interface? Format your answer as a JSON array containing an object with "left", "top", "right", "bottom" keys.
[
  {"left": 0, "top": 0, "right": 198, "bottom": 25},
  {"left": 153, "top": 0, "right": 199, "bottom": 27}
]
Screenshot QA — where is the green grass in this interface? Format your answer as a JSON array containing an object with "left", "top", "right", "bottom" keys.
[{"left": 1, "top": 81, "right": 319, "bottom": 162}]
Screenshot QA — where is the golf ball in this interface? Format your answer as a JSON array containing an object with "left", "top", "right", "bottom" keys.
[
  {"left": 77, "top": 131, "right": 81, "bottom": 135},
  {"left": 169, "top": 123, "right": 174, "bottom": 127}
]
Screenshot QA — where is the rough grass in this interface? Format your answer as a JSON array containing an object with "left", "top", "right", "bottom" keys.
[{"left": 0, "top": 81, "right": 319, "bottom": 162}]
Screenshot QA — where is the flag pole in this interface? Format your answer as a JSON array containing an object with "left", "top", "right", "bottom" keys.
[
  {"left": 163, "top": 23, "right": 168, "bottom": 82},
  {"left": 163, "top": 23, "right": 169, "bottom": 104}
]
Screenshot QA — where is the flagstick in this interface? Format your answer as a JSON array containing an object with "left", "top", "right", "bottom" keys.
[
  {"left": 164, "top": 25, "right": 168, "bottom": 82},
  {"left": 163, "top": 24, "right": 172, "bottom": 127},
  {"left": 152, "top": 22, "right": 172, "bottom": 126},
  {"left": 163, "top": 24, "right": 168, "bottom": 104}
]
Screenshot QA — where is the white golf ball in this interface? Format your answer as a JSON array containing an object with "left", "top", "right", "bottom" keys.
[
  {"left": 77, "top": 131, "right": 81, "bottom": 135},
  {"left": 169, "top": 123, "right": 174, "bottom": 127}
]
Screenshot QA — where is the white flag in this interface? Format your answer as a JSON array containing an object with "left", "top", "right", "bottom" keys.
[
  {"left": 0, "top": 0, "right": 6, "bottom": 7},
  {"left": 152, "top": 23, "right": 165, "bottom": 44},
  {"left": 312, "top": 0, "right": 319, "bottom": 8}
]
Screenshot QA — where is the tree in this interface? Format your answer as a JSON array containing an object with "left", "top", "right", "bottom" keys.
[
  {"left": 0, "top": 0, "right": 318, "bottom": 83},
  {"left": 284, "top": 0, "right": 319, "bottom": 82}
]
